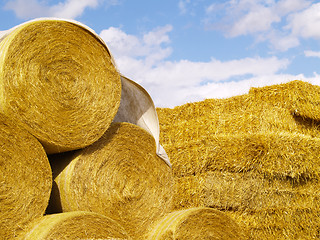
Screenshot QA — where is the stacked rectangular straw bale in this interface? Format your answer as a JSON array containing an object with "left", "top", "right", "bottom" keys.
[{"left": 157, "top": 80, "right": 320, "bottom": 239}]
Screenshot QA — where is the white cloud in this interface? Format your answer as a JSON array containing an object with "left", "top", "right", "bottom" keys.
[
  {"left": 205, "top": 0, "right": 313, "bottom": 51},
  {"left": 276, "top": 0, "right": 311, "bottom": 15},
  {"left": 4, "top": 0, "right": 117, "bottom": 19},
  {"left": 304, "top": 50, "right": 320, "bottom": 57},
  {"left": 267, "top": 30, "right": 300, "bottom": 51},
  {"left": 4, "top": 0, "right": 49, "bottom": 19},
  {"left": 100, "top": 26, "right": 299, "bottom": 107},
  {"left": 228, "top": 3, "right": 281, "bottom": 37},
  {"left": 50, "top": 0, "right": 99, "bottom": 19},
  {"left": 100, "top": 25, "right": 173, "bottom": 68},
  {"left": 286, "top": 3, "right": 320, "bottom": 39}
]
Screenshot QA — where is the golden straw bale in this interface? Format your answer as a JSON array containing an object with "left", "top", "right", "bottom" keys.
[
  {"left": 249, "top": 80, "right": 320, "bottom": 120},
  {"left": 165, "top": 131, "right": 320, "bottom": 178},
  {"left": 0, "top": 114, "right": 52, "bottom": 239},
  {"left": 157, "top": 81, "right": 320, "bottom": 147},
  {"left": 173, "top": 171, "right": 320, "bottom": 211},
  {"left": 228, "top": 207, "right": 320, "bottom": 240},
  {"left": 113, "top": 75, "right": 171, "bottom": 167},
  {"left": 145, "top": 207, "right": 245, "bottom": 240},
  {"left": 0, "top": 19, "right": 121, "bottom": 153},
  {"left": 18, "top": 211, "right": 130, "bottom": 240},
  {"left": 49, "top": 122, "right": 174, "bottom": 239}
]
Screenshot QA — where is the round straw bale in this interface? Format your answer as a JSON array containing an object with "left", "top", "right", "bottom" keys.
[
  {"left": 145, "top": 207, "right": 245, "bottom": 240},
  {"left": 50, "top": 122, "right": 174, "bottom": 238},
  {"left": 0, "top": 18, "right": 121, "bottom": 153},
  {"left": 0, "top": 114, "right": 52, "bottom": 239},
  {"left": 113, "top": 75, "right": 171, "bottom": 167},
  {"left": 18, "top": 211, "right": 130, "bottom": 239}
]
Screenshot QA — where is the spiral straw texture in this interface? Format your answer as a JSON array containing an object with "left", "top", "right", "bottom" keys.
[
  {"left": 0, "top": 114, "right": 52, "bottom": 239},
  {"left": 145, "top": 207, "right": 244, "bottom": 240},
  {"left": 0, "top": 19, "right": 121, "bottom": 153},
  {"left": 50, "top": 122, "right": 174, "bottom": 239},
  {"left": 18, "top": 211, "right": 130, "bottom": 240}
]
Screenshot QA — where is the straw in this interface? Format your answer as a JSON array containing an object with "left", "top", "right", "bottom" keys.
[
  {"left": 0, "top": 18, "right": 121, "bottom": 153},
  {"left": 49, "top": 122, "right": 174, "bottom": 239},
  {"left": 0, "top": 114, "right": 52, "bottom": 239},
  {"left": 18, "top": 211, "right": 130, "bottom": 240}
]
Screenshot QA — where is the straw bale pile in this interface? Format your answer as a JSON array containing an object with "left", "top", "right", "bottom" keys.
[
  {"left": 0, "top": 18, "right": 121, "bottom": 153},
  {"left": 157, "top": 80, "right": 320, "bottom": 239},
  {"left": 0, "top": 17, "right": 254, "bottom": 239},
  {"left": 174, "top": 171, "right": 320, "bottom": 218},
  {"left": 49, "top": 122, "right": 174, "bottom": 239},
  {"left": 165, "top": 131, "right": 320, "bottom": 178},
  {"left": 0, "top": 18, "right": 177, "bottom": 240},
  {"left": 0, "top": 114, "right": 52, "bottom": 239},
  {"left": 18, "top": 211, "right": 130, "bottom": 239},
  {"left": 157, "top": 80, "right": 320, "bottom": 147},
  {"left": 249, "top": 80, "right": 320, "bottom": 120},
  {"left": 228, "top": 207, "right": 320, "bottom": 239},
  {"left": 145, "top": 207, "right": 245, "bottom": 239}
]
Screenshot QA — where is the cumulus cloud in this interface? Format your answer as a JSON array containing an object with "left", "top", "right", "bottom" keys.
[
  {"left": 286, "top": 3, "right": 320, "bottom": 39},
  {"left": 50, "top": 0, "right": 99, "bottom": 19},
  {"left": 100, "top": 25, "right": 173, "bottom": 68},
  {"left": 99, "top": 26, "right": 301, "bottom": 107},
  {"left": 304, "top": 50, "right": 320, "bottom": 57},
  {"left": 4, "top": 0, "right": 117, "bottom": 19},
  {"left": 205, "top": 0, "right": 313, "bottom": 51}
]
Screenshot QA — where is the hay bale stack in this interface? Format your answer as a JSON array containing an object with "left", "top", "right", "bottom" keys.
[
  {"left": 49, "top": 122, "right": 174, "bottom": 239},
  {"left": 168, "top": 132, "right": 320, "bottom": 238},
  {"left": 165, "top": 131, "right": 320, "bottom": 178},
  {"left": 249, "top": 80, "right": 320, "bottom": 120},
  {"left": 18, "top": 211, "right": 130, "bottom": 239},
  {"left": 157, "top": 81, "right": 320, "bottom": 239},
  {"left": 145, "top": 207, "right": 245, "bottom": 240},
  {"left": 0, "top": 18, "right": 121, "bottom": 153},
  {"left": 174, "top": 172, "right": 320, "bottom": 210},
  {"left": 228, "top": 208, "right": 320, "bottom": 239},
  {"left": 0, "top": 114, "right": 52, "bottom": 239},
  {"left": 157, "top": 81, "right": 320, "bottom": 147}
]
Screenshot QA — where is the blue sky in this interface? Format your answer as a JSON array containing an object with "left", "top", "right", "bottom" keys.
[{"left": 1, "top": 0, "right": 320, "bottom": 107}]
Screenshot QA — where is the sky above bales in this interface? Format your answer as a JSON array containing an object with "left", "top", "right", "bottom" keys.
[{"left": 1, "top": 0, "right": 320, "bottom": 107}]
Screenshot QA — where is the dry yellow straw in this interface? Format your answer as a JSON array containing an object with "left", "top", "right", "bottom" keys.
[
  {"left": 0, "top": 113, "right": 52, "bottom": 239},
  {"left": 50, "top": 122, "right": 174, "bottom": 238},
  {"left": 165, "top": 131, "right": 320, "bottom": 178},
  {"left": 0, "top": 18, "right": 121, "bottom": 153},
  {"left": 18, "top": 211, "right": 130, "bottom": 240},
  {"left": 114, "top": 75, "right": 171, "bottom": 167},
  {"left": 228, "top": 207, "right": 320, "bottom": 239},
  {"left": 173, "top": 171, "right": 320, "bottom": 210},
  {"left": 145, "top": 207, "right": 245, "bottom": 240},
  {"left": 157, "top": 80, "right": 320, "bottom": 147},
  {"left": 156, "top": 80, "right": 320, "bottom": 239},
  {"left": 249, "top": 80, "right": 320, "bottom": 120}
]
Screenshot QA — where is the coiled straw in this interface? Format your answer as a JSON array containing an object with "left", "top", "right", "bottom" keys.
[
  {"left": 0, "top": 114, "right": 52, "bottom": 239},
  {"left": 0, "top": 18, "right": 121, "bottom": 153},
  {"left": 50, "top": 122, "right": 174, "bottom": 239},
  {"left": 18, "top": 211, "right": 130, "bottom": 240}
]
